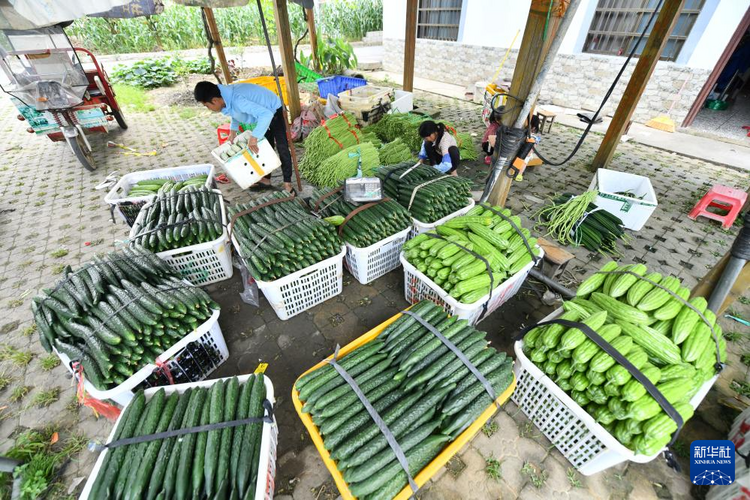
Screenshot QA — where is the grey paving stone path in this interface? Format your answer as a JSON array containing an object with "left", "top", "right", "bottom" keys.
[{"left": 0, "top": 80, "right": 748, "bottom": 499}]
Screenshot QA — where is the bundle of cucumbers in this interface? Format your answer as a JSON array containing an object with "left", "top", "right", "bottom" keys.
[
  {"left": 523, "top": 261, "right": 727, "bottom": 456},
  {"left": 295, "top": 300, "right": 513, "bottom": 500},
  {"left": 536, "top": 192, "right": 627, "bottom": 255},
  {"left": 125, "top": 174, "right": 209, "bottom": 198},
  {"left": 130, "top": 186, "right": 224, "bottom": 253},
  {"left": 229, "top": 192, "right": 342, "bottom": 282},
  {"left": 88, "top": 374, "right": 269, "bottom": 500},
  {"left": 403, "top": 204, "right": 541, "bottom": 305},
  {"left": 31, "top": 247, "right": 219, "bottom": 391},
  {"left": 312, "top": 187, "right": 412, "bottom": 248},
  {"left": 375, "top": 163, "right": 472, "bottom": 223}
]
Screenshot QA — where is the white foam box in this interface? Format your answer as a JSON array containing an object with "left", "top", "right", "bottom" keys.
[
  {"left": 588, "top": 168, "right": 658, "bottom": 231},
  {"left": 211, "top": 131, "right": 281, "bottom": 190}
]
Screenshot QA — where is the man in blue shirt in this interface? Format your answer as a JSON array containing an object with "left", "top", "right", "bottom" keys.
[{"left": 194, "top": 81, "right": 293, "bottom": 192}]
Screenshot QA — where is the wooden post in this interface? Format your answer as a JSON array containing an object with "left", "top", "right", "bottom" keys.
[
  {"left": 486, "top": 0, "right": 567, "bottom": 207},
  {"left": 590, "top": 0, "right": 685, "bottom": 171},
  {"left": 272, "top": 0, "right": 301, "bottom": 121},
  {"left": 202, "top": 8, "right": 232, "bottom": 84},
  {"left": 403, "top": 0, "right": 417, "bottom": 92},
  {"left": 306, "top": 8, "right": 320, "bottom": 72}
]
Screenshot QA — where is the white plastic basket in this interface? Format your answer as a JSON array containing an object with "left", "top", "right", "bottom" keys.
[
  {"left": 238, "top": 243, "right": 347, "bottom": 321},
  {"left": 588, "top": 168, "right": 658, "bottom": 231},
  {"left": 211, "top": 131, "right": 281, "bottom": 190},
  {"left": 409, "top": 199, "right": 476, "bottom": 238},
  {"left": 129, "top": 190, "right": 233, "bottom": 286},
  {"left": 337, "top": 84, "right": 393, "bottom": 107},
  {"left": 104, "top": 164, "right": 215, "bottom": 226},
  {"left": 511, "top": 308, "right": 718, "bottom": 476},
  {"left": 56, "top": 309, "right": 227, "bottom": 406},
  {"left": 400, "top": 246, "right": 542, "bottom": 325},
  {"left": 345, "top": 227, "right": 411, "bottom": 285},
  {"left": 79, "top": 374, "right": 278, "bottom": 500}
]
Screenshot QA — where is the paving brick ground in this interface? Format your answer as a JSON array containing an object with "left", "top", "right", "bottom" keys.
[{"left": 0, "top": 78, "right": 748, "bottom": 499}]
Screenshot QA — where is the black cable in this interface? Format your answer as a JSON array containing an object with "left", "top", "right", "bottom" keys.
[{"left": 500, "top": 0, "right": 665, "bottom": 166}]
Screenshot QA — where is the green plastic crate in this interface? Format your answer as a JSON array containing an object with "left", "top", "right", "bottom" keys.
[{"left": 295, "top": 62, "right": 322, "bottom": 83}]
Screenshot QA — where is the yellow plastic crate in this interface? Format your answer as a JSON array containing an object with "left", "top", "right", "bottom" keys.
[
  {"left": 238, "top": 76, "right": 289, "bottom": 105},
  {"left": 292, "top": 310, "right": 516, "bottom": 500}
]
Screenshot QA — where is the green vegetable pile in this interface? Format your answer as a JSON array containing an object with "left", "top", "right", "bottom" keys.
[
  {"left": 299, "top": 113, "right": 365, "bottom": 175},
  {"left": 89, "top": 374, "right": 269, "bottom": 500},
  {"left": 535, "top": 191, "right": 628, "bottom": 256},
  {"left": 130, "top": 186, "right": 223, "bottom": 252},
  {"left": 31, "top": 247, "right": 219, "bottom": 391},
  {"left": 378, "top": 138, "right": 414, "bottom": 165},
  {"left": 376, "top": 162, "right": 472, "bottom": 223},
  {"left": 305, "top": 143, "right": 380, "bottom": 187},
  {"left": 524, "top": 260, "right": 727, "bottom": 456},
  {"left": 295, "top": 300, "right": 513, "bottom": 500},
  {"left": 404, "top": 205, "right": 540, "bottom": 305},
  {"left": 312, "top": 187, "right": 412, "bottom": 248},
  {"left": 229, "top": 192, "right": 342, "bottom": 282},
  {"left": 456, "top": 132, "right": 478, "bottom": 161},
  {"left": 364, "top": 113, "right": 431, "bottom": 152},
  {"left": 125, "top": 174, "right": 208, "bottom": 198}
]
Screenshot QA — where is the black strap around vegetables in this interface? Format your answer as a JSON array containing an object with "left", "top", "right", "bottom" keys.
[
  {"left": 519, "top": 318, "right": 684, "bottom": 472},
  {"left": 90, "top": 399, "right": 274, "bottom": 451},
  {"left": 424, "top": 233, "right": 494, "bottom": 321},
  {"left": 327, "top": 345, "right": 418, "bottom": 494},
  {"left": 596, "top": 269, "right": 723, "bottom": 373},
  {"left": 403, "top": 310, "right": 500, "bottom": 409},
  {"left": 479, "top": 203, "right": 540, "bottom": 265}
]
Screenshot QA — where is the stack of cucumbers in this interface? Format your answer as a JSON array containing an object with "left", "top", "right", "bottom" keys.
[
  {"left": 130, "top": 186, "right": 224, "bottom": 253},
  {"left": 31, "top": 247, "right": 219, "bottom": 391},
  {"left": 229, "top": 192, "right": 342, "bottom": 282},
  {"left": 375, "top": 163, "right": 472, "bottom": 223},
  {"left": 89, "top": 374, "right": 269, "bottom": 500},
  {"left": 125, "top": 174, "right": 209, "bottom": 198},
  {"left": 311, "top": 186, "right": 412, "bottom": 248},
  {"left": 295, "top": 300, "right": 513, "bottom": 499},
  {"left": 523, "top": 261, "right": 727, "bottom": 456},
  {"left": 403, "top": 205, "right": 541, "bottom": 305}
]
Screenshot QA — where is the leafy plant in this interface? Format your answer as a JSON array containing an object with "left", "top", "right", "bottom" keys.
[
  {"left": 566, "top": 468, "right": 582, "bottom": 488},
  {"left": 300, "top": 37, "right": 357, "bottom": 75},
  {"left": 482, "top": 420, "right": 499, "bottom": 438},
  {"left": 521, "top": 462, "right": 548, "bottom": 489},
  {"left": 112, "top": 58, "right": 178, "bottom": 89},
  {"left": 0, "top": 372, "right": 12, "bottom": 391},
  {"left": 485, "top": 455, "right": 503, "bottom": 481},
  {"left": 40, "top": 355, "right": 61, "bottom": 372},
  {"left": 0, "top": 346, "right": 33, "bottom": 366},
  {"left": 32, "top": 388, "right": 60, "bottom": 408},
  {"left": 10, "top": 386, "right": 31, "bottom": 403}
]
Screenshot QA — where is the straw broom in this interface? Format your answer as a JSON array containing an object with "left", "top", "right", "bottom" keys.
[{"left": 645, "top": 75, "right": 690, "bottom": 133}]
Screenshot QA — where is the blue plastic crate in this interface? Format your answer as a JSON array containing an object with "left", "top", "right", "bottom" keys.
[{"left": 316, "top": 75, "right": 366, "bottom": 98}]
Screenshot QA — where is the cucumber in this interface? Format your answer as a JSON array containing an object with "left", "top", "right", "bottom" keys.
[
  {"left": 230, "top": 378, "right": 253, "bottom": 489},
  {"left": 192, "top": 385, "right": 214, "bottom": 498},
  {"left": 237, "top": 373, "right": 266, "bottom": 495},
  {"left": 204, "top": 379, "right": 226, "bottom": 497},
  {"left": 215, "top": 377, "right": 240, "bottom": 494},
  {"left": 441, "top": 361, "right": 513, "bottom": 415},
  {"left": 174, "top": 387, "right": 208, "bottom": 500}
]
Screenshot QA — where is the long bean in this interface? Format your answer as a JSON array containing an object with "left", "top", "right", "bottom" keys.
[{"left": 533, "top": 190, "right": 598, "bottom": 245}]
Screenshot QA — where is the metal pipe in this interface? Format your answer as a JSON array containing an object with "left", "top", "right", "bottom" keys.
[
  {"left": 529, "top": 268, "right": 576, "bottom": 299},
  {"left": 480, "top": 0, "right": 582, "bottom": 203},
  {"left": 707, "top": 257, "right": 746, "bottom": 312}
]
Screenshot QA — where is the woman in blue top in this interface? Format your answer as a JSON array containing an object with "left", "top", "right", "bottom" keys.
[
  {"left": 417, "top": 120, "right": 460, "bottom": 176},
  {"left": 194, "top": 80, "right": 293, "bottom": 192}
]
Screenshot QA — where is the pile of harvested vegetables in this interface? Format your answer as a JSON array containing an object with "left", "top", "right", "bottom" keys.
[
  {"left": 376, "top": 162, "right": 472, "bottom": 223},
  {"left": 378, "top": 138, "right": 414, "bottom": 165},
  {"left": 312, "top": 186, "right": 412, "bottom": 248},
  {"left": 535, "top": 191, "right": 627, "bottom": 255},
  {"left": 295, "top": 300, "right": 513, "bottom": 499},
  {"left": 304, "top": 143, "right": 380, "bottom": 187},
  {"left": 229, "top": 192, "right": 342, "bottom": 282}
]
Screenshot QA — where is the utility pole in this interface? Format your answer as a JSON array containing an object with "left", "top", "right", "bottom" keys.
[
  {"left": 403, "top": 0, "right": 417, "bottom": 92},
  {"left": 271, "top": 0, "right": 301, "bottom": 120},
  {"left": 486, "top": 0, "right": 573, "bottom": 207},
  {"left": 590, "top": 0, "right": 685, "bottom": 171}
]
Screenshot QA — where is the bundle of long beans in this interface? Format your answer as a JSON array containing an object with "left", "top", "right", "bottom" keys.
[
  {"left": 300, "top": 113, "right": 363, "bottom": 174},
  {"left": 535, "top": 191, "right": 628, "bottom": 255},
  {"left": 375, "top": 162, "right": 472, "bottom": 223},
  {"left": 306, "top": 143, "right": 381, "bottom": 187},
  {"left": 378, "top": 138, "right": 414, "bottom": 165},
  {"left": 312, "top": 186, "right": 412, "bottom": 248}
]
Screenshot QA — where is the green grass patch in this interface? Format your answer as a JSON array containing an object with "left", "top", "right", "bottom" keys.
[
  {"left": 113, "top": 84, "right": 156, "bottom": 112},
  {"left": 40, "top": 355, "right": 61, "bottom": 371},
  {"left": 32, "top": 388, "right": 60, "bottom": 408},
  {"left": 175, "top": 106, "right": 199, "bottom": 120}
]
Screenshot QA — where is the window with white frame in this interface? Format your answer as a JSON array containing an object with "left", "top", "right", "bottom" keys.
[
  {"left": 417, "top": 0, "right": 462, "bottom": 42},
  {"left": 583, "top": 0, "right": 705, "bottom": 62}
]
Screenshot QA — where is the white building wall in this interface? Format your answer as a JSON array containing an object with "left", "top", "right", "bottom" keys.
[{"left": 686, "top": 0, "right": 750, "bottom": 70}]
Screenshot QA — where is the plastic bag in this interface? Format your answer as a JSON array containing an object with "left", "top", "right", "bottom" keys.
[
  {"left": 324, "top": 94, "right": 344, "bottom": 118},
  {"left": 236, "top": 258, "right": 260, "bottom": 307},
  {"left": 291, "top": 102, "right": 324, "bottom": 142}
]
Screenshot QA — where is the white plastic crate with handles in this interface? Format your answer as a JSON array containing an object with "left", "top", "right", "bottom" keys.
[
  {"left": 56, "top": 308, "right": 227, "bottom": 406},
  {"left": 211, "top": 131, "right": 281, "bottom": 190},
  {"left": 410, "top": 199, "right": 476, "bottom": 238},
  {"left": 400, "top": 246, "right": 542, "bottom": 325},
  {"left": 79, "top": 374, "right": 278, "bottom": 500},
  {"left": 232, "top": 233, "right": 346, "bottom": 321},
  {"left": 129, "top": 189, "right": 233, "bottom": 286},
  {"left": 512, "top": 308, "right": 718, "bottom": 476},
  {"left": 346, "top": 227, "right": 411, "bottom": 285},
  {"left": 104, "top": 164, "right": 215, "bottom": 226}
]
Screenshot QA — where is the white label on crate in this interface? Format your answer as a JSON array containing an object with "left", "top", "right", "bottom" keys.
[{"left": 264, "top": 424, "right": 279, "bottom": 499}]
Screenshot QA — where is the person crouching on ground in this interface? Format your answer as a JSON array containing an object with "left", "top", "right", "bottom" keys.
[
  {"left": 194, "top": 80, "right": 293, "bottom": 192},
  {"left": 417, "top": 120, "right": 460, "bottom": 176}
]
